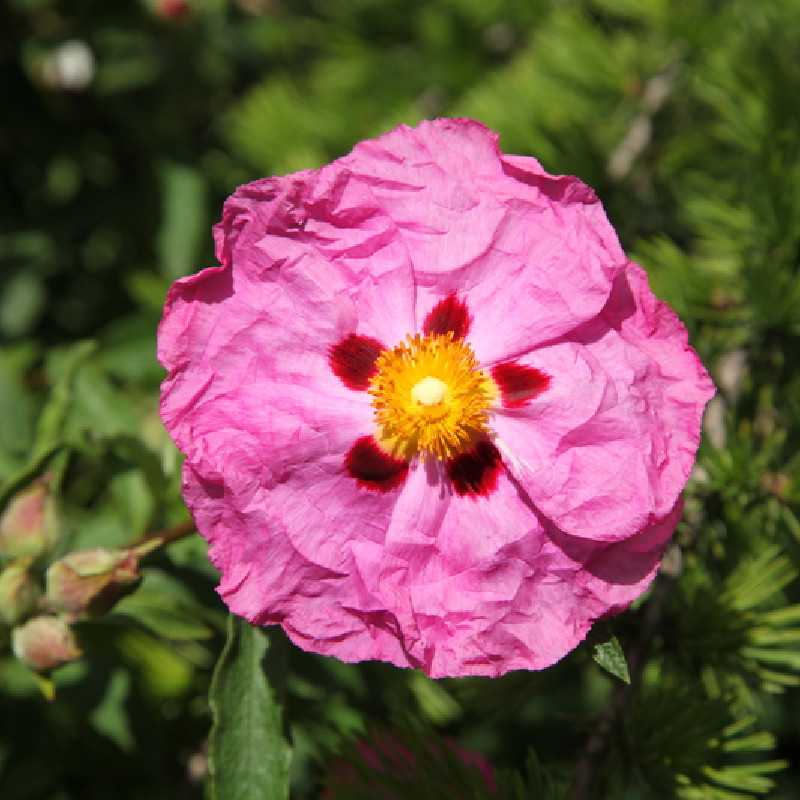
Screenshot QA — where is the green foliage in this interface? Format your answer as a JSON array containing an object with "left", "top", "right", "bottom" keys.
[
  {"left": 626, "top": 681, "right": 786, "bottom": 799},
  {"left": 673, "top": 546, "right": 800, "bottom": 701},
  {"left": 208, "top": 617, "right": 291, "bottom": 800},
  {"left": 2, "top": 0, "right": 800, "bottom": 798}
]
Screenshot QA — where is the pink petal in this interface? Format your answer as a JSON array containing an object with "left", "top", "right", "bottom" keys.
[
  {"left": 492, "top": 263, "right": 714, "bottom": 541},
  {"left": 342, "top": 119, "right": 625, "bottom": 362}
]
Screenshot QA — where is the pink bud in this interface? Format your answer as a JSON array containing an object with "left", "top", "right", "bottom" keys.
[
  {"left": 12, "top": 615, "right": 81, "bottom": 672},
  {"left": 45, "top": 548, "right": 141, "bottom": 617},
  {"left": 0, "top": 479, "right": 59, "bottom": 560},
  {"left": 324, "top": 729, "right": 497, "bottom": 798},
  {"left": 156, "top": 0, "right": 191, "bottom": 20},
  {"left": 0, "top": 560, "right": 41, "bottom": 626}
]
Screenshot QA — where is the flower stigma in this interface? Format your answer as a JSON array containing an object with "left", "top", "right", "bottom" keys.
[
  {"left": 369, "top": 333, "right": 496, "bottom": 461},
  {"left": 411, "top": 376, "right": 448, "bottom": 406}
]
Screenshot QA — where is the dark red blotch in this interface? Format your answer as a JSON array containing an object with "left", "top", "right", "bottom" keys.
[
  {"left": 423, "top": 294, "right": 471, "bottom": 340},
  {"left": 491, "top": 362, "right": 550, "bottom": 408},
  {"left": 447, "top": 440, "right": 503, "bottom": 497},
  {"left": 346, "top": 436, "right": 409, "bottom": 492},
  {"left": 330, "top": 334, "right": 385, "bottom": 391}
]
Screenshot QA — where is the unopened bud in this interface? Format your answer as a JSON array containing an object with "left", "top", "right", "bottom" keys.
[
  {"left": 0, "top": 560, "right": 40, "bottom": 626},
  {"left": 12, "top": 615, "right": 81, "bottom": 672},
  {"left": 40, "top": 40, "right": 95, "bottom": 92},
  {"left": 46, "top": 548, "right": 141, "bottom": 617},
  {"left": 0, "top": 479, "right": 59, "bottom": 560},
  {"left": 156, "top": 0, "right": 191, "bottom": 20}
]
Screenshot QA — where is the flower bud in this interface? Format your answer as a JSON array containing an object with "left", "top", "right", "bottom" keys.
[
  {"left": 12, "top": 615, "right": 81, "bottom": 672},
  {"left": 45, "top": 548, "right": 141, "bottom": 617},
  {"left": 0, "top": 560, "right": 40, "bottom": 626},
  {"left": 155, "top": 0, "right": 191, "bottom": 20},
  {"left": 0, "top": 479, "right": 59, "bottom": 560},
  {"left": 39, "top": 40, "right": 96, "bottom": 92}
]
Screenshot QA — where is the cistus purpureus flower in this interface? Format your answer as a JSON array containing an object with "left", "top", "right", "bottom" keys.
[{"left": 158, "top": 118, "right": 714, "bottom": 677}]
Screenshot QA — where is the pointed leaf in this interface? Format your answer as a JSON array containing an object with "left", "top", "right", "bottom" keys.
[{"left": 593, "top": 636, "right": 631, "bottom": 684}]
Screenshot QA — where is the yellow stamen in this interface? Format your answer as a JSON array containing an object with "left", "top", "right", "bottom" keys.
[{"left": 369, "top": 333, "right": 496, "bottom": 460}]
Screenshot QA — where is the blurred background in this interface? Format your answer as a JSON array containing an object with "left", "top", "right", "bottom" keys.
[{"left": 2, "top": 0, "right": 800, "bottom": 798}]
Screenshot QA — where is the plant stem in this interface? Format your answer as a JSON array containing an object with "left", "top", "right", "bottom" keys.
[{"left": 132, "top": 519, "right": 196, "bottom": 554}]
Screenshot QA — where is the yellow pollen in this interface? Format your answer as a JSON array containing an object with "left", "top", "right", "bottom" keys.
[{"left": 369, "top": 333, "right": 496, "bottom": 460}]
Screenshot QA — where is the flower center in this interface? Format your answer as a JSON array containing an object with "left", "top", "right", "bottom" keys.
[
  {"left": 410, "top": 376, "right": 448, "bottom": 406},
  {"left": 369, "top": 333, "right": 495, "bottom": 460}
]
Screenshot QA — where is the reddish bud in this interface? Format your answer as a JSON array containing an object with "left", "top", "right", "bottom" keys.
[
  {"left": 0, "top": 479, "right": 59, "bottom": 560},
  {"left": 12, "top": 615, "right": 81, "bottom": 672},
  {"left": 0, "top": 560, "right": 41, "bottom": 626},
  {"left": 156, "top": 0, "right": 191, "bottom": 20},
  {"left": 45, "top": 548, "right": 141, "bottom": 618}
]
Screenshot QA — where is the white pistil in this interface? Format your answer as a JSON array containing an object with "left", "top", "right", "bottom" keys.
[{"left": 411, "top": 376, "right": 448, "bottom": 406}]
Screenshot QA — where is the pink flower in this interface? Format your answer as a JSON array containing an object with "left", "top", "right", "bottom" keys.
[
  {"left": 158, "top": 119, "right": 713, "bottom": 677},
  {"left": 323, "top": 729, "right": 496, "bottom": 798}
]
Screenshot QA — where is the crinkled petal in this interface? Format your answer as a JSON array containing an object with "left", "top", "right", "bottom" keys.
[
  {"left": 342, "top": 119, "right": 626, "bottom": 363},
  {"left": 492, "top": 263, "right": 713, "bottom": 541}
]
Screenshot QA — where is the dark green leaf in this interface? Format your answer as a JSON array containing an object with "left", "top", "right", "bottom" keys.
[
  {"left": 592, "top": 636, "right": 631, "bottom": 684},
  {"left": 209, "top": 616, "right": 291, "bottom": 800},
  {"left": 0, "top": 346, "right": 37, "bottom": 480}
]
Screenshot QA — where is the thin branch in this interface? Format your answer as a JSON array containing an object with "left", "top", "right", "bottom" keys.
[
  {"left": 131, "top": 519, "right": 196, "bottom": 555},
  {"left": 606, "top": 58, "right": 683, "bottom": 182}
]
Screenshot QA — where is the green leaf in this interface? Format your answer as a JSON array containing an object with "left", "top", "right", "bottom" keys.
[
  {"left": 0, "top": 346, "right": 37, "bottom": 479},
  {"left": 113, "top": 568, "right": 219, "bottom": 642},
  {"left": 0, "top": 270, "right": 45, "bottom": 338},
  {"left": 0, "top": 341, "right": 95, "bottom": 508},
  {"left": 209, "top": 616, "right": 291, "bottom": 800},
  {"left": 158, "top": 162, "right": 207, "bottom": 281},
  {"left": 408, "top": 671, "right": 461, "bottom": 725},
  {"left": 593, "top": 636, "right": 631, "bottom": 684},
  {"left": 38, "top": 341, "right": 97, "bottom": 451},
  {"left": 90, "top": 670, "right": 135, "bottom": 752},
  {"left": 116, "top": 627, "right": 194, "bottom": 699}
]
